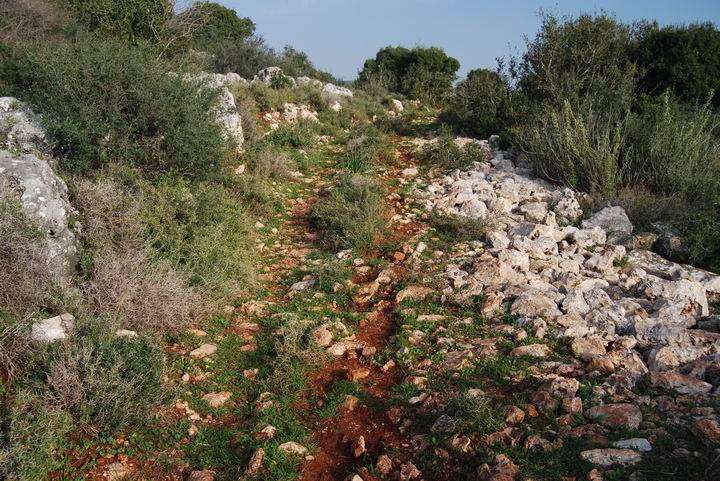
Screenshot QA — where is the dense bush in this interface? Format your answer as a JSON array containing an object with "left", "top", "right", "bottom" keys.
[
  {"left": 441, "top": 68, "right": 527, "bottom": 140},
  {"left": 510, "top": 12, "right": 720, "bottom": 270},
  {"left": 41, "top": 328, "right": 165, "bottom": 430},
  {"left": 0, "top": 34, "right": 229, "bottom": 179},
  {"left": 57, "top": 0, "right": 171, "bottom": 44},
  {"left": 182, "top": 1, "right": 255, "bottom": 48},
  {"left": 358, "top": 46, "right": 460, "bottom": 104},
  {"left": 523, "top": 100, "right": 628, "bottom": 194},
  {"left": 309, "top": 175, "right": 388, "bottom": 251},
  {"left": 143, "top": 178, "right": 256, "bottom": 300},
  {"left": 519, "top": 12, "right": 636, "bottom": 109},
  {"left": 0, "top": 187, "right": 52, "bottom": 319},
  {"left": 0, "top": 390, "right": 73, "bottom": 481},
  {"left": 633, "top": 22, "right": 720, "bottom": 107}
]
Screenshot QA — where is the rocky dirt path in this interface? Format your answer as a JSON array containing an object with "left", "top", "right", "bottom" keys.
[{"left": 296, "top": 147, "right": 427, "bottom": 481}]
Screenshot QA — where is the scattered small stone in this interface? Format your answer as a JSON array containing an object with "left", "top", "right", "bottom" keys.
[
  {"left": 202, "top": 392, "right": 231, "bottom": 408},
  {"left": 277, "top": 441, "right": 308, "bottom": 456},
  {"left": 245, "top": 448, "right": 265, "bottom": 476},
  {"left": 580, "top": 448, "right": 641, "bottom": 467},
  {"left": 257, "top": 425, "right": 277, "bottom": 440},
  {"left": 105, "top": 462, "right": 133, "bottom": 481},
  {"left": 347, "top": 368, "right": 371, "bottom": 381},
  {"left": 510, "top": 343, "right": 550, "bottom": 358},
  {"left": 189, "top": 343, "right": 217, "bottom": 359},
  {"left": 376, "top": 454, "right": 394, "bottom": 476},
  {"left": 343, "top": 395, "right": 360, "bottom": 411},
  {"left": 396, "top": 285, "right": 432, "bottom": 303},
  {"left": 431, "top": 414, "right": 456, "bottom": 433},
  {"left": 187, "top": 470, "right": 214, "bottom": 481},
  {"left": 613, "top": 438, "right": 652, "bottom": 452},
  {"left": 690, "top": 418, "right": 720, "bottom": 445},
  {"left": 351, "top": 435, "right": 366, "bottom": 457},
  {"left": 584, "top": 403, "right": 642, "bottom": 429},
  {"left": 381, "top": 360, "right": 396, "bottom": 372},
  {"left": 399, "top": 461, "right": 421, "bottom": 481},
  {"left": 504, "top": 406, "right": 525, "bottom": 425}
]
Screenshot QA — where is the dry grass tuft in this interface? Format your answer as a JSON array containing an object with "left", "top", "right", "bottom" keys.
[{"left": 0, "top": 183, "right": 52, "bottom": 318}]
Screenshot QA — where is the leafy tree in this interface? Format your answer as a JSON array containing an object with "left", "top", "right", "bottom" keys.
[
  {"left": 441, "top": 68, "right": 527, "bottom": 140},
  {"left": 358, "top": 46, "right": 460, "bottom": 104},
  {"left": 519, "top": 12, "right": 636, "bottom": 111},
  {"left": 182, "top": 1, "right": 255, "bottom": 48},
  {"left": 632, "top": 22, "right": 720, "bottom": 106}
]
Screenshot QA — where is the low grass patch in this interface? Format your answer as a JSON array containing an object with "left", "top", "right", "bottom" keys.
[
  {"left": 429, "top": 211, "right": 487, "bottom": 246},
  {"left": 309, "top": 174, "right": 388, "bottom": 252}
]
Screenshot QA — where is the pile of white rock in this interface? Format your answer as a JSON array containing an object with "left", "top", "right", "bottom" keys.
[{"left": 419, "top": 143, "right": 720, "bottom": 397}]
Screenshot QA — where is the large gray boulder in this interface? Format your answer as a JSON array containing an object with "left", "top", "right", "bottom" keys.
[
  {"left": 0, "top": 151, "right": 79, "bottom": 283},
  {"left": 582, "top": 206, "right": 633, "bottom": 245},
  {"left": 181, "top": 74, "right": 244, "bottom": 148},
  {"left": 322, "top": 83, "right": 353, "bottom": 98},
  {"left": 255, "top": 67, "right": 295, "bottom": 87}
]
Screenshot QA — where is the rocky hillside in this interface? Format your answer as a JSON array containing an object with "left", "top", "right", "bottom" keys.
[{"left": 1, "top": 3, "right": 720, "bottom": 481}]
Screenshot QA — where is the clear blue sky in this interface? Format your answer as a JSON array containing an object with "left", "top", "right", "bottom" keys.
[{"left": 219, "top": 0, "right": 720, "bottom": 81}]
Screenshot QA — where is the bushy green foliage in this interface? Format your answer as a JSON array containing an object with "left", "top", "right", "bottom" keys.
[
  {"left": 183, "top": 1, "right": 255, "bottom": 47},
  {"left": 633, "top": 22, "right": 720, "bottom": 107},
  {"left": 512, "top": 12, "right": 720, "bottom": 269},
  {"left": 58, "top": 0, "right": 170, "bottom": 44},
  {"left": 358, "top": 46, "right": 460, "bottom": 104},
  {"left": 441, "top": 68, "right": 527, "bottom": 141},
  {"left": 309, "top": 175, "right": 387, "bottom": 251},
  {"left": 39, "top": 327, "right": 165, "bottom": 431},
  {"left": 143, "top": 177, "right": 256, "bottom": 300},
  {"left": 420, "top": 128, "right": 488, "bottom": 171},
  {"left": 265, "top": 122, "right": 316, "bottom": 149},
  {"left": 523, "top": 100, "right": 628, "bottom": 194},
  {"left": 0, "top": 390, "right": 73, "bottom": 481},
  {"left": 0, "top": 34, "right": 228, "bottom": 178},
  {"left": 519, "top": 11, "right": 636, "bottom": 109}
]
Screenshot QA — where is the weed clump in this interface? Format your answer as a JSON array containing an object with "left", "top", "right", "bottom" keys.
[
  {"left": 421, "top": 128, "right": 488, "bottom": 172},
  {"left": 309, "top": 174, "right": 388, "bottom": 252}
]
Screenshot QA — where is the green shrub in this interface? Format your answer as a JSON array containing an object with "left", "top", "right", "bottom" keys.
[
  {"left": 309, "top": 175, "right": 388, "bottom": 251},
  {"left": 0, "top": 34, "right": 228, "bottom": 179},
  {"left": 441, "top": 68, "right": 527, "bottom": 141},
  {"left": 522, "top": 100, "right": 628, "bottom": 194},
  {"left": 339, "top": 125, "right": 395, "bottom": 172},
  {"left": 0, "top": 390, "right": 73, "bottom": 481},
  {"left": 181, "top": 2, "right": 255, "bottom": 48},
  {"left": 633, "top": 22, "right": 720, "bottom": 107},
  {"left": 630, "top": 94, "right": 720, "bottom": 199},
  {"left": 58, "top": 0, "right": 170, "bottom": 44},
  {"left": 0, "top": 187, "right": 52, "bottom": 318},
  {"left": 519, "top": 11, "right": 636, "bottom": 109},
  {"left": 143, "top": 178, "right": 256, "bottom": 300},
  {"left": 265, "top": 122, "right": 316, "bottom": 149},
  {"left": 420, "top": 128, "right": 488, "bottom": 171},
  {"left": 358, "top": 46, "right": 460, "bottom": 105},
  {"left": 40, "top": 327, "right": 164, "bottom": 431},
  {"left": 270, "top": 73, "right": 295, "bottom": 90}
]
